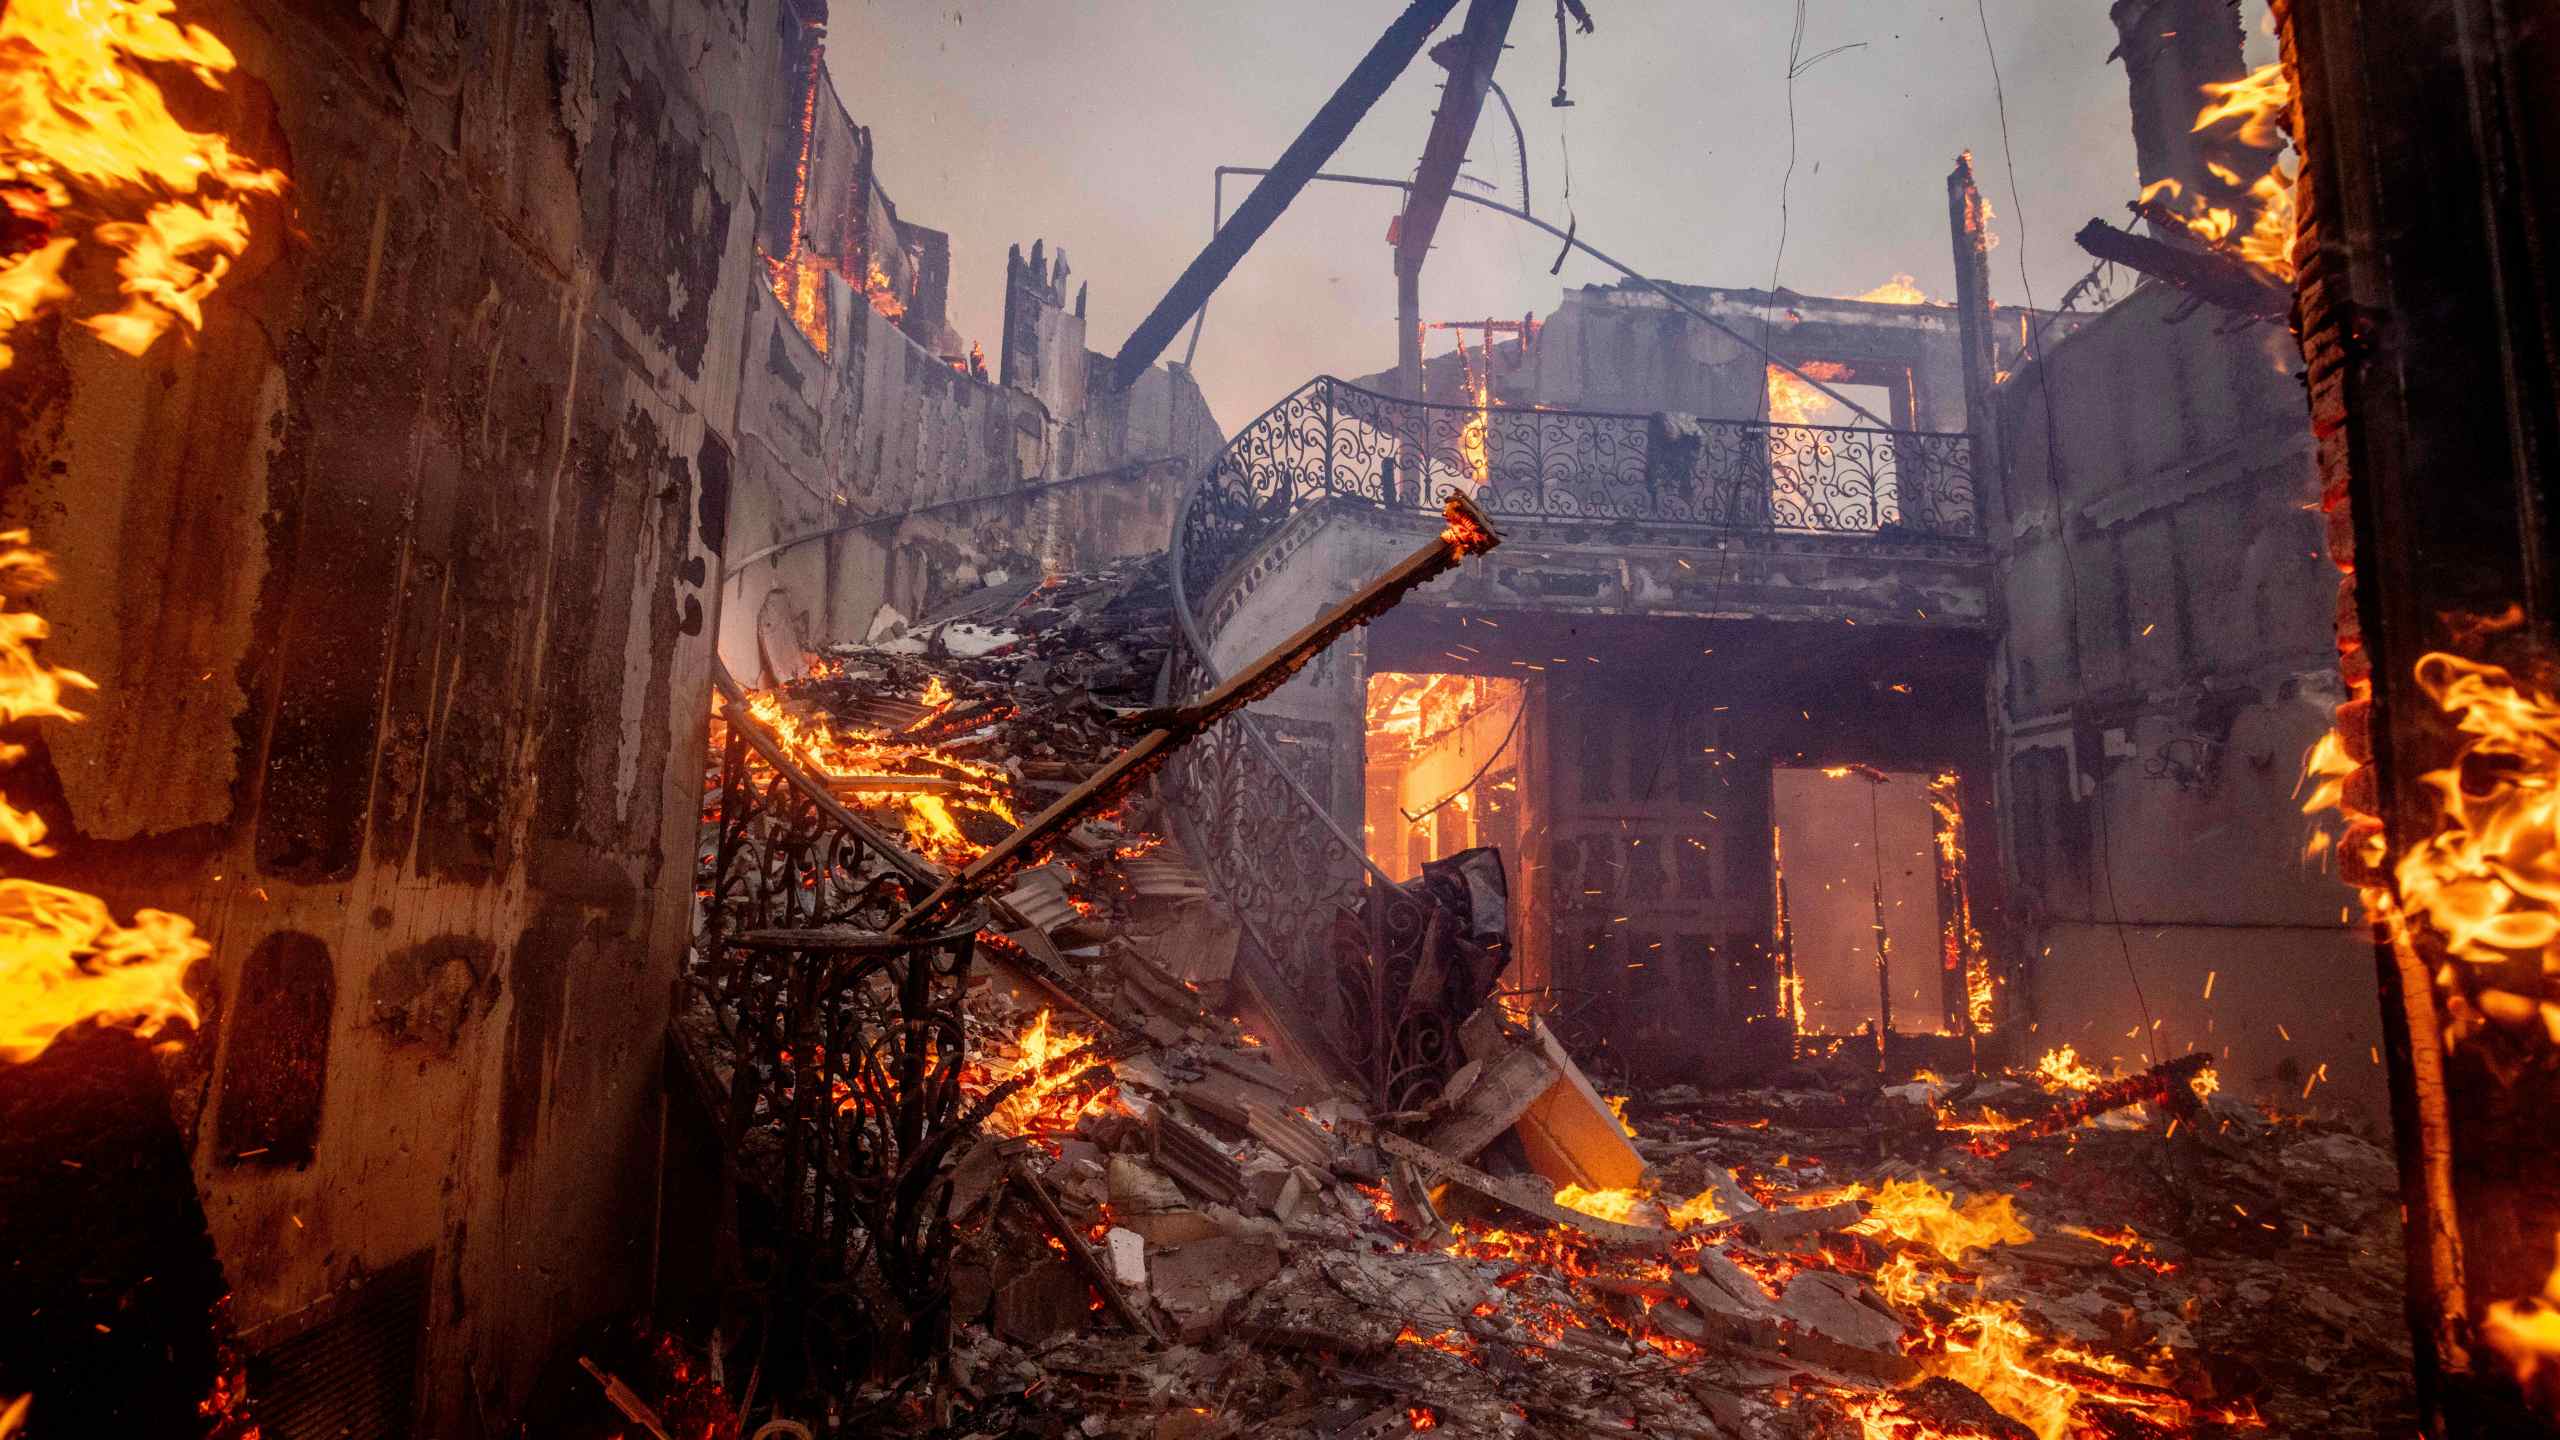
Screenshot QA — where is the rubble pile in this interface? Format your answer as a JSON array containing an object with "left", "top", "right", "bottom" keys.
[
  {"left": 809, "top": 1030, "right": 2417, "bottom": 1440},
  {"left": 667, "top": 565, "right": 2417, "bottom": 1440}
]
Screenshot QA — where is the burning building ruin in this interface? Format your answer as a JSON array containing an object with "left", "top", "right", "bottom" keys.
[{"left": 2, "top": 0, "right": 2557, "bottom": 1437}]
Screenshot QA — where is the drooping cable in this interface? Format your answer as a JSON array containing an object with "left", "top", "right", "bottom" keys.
[{"left": 1972, "top": 0, "right": 2162, "bottom": 1066}]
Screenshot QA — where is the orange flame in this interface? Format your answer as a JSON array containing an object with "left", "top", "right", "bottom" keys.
[
  {"left": 735, "top": 686, "right": 1017, "bottom": 866},
  {"left": 2141, "top": 62, "right": 2298, "bottom": 285},
  {"left": 0, "top": 532, "right": 207, "bottom": 1065},
  {"left": 977, "top": 1008, "right": 1108, "bottom": 1136},
  {"left": 1850, "top": 273, "right": 1929, "bottom": 305},
  {"left": 0, "top": 0, "right": 289, "bottom": 365},
  {"left": 2033, "top": 1044, "right": 2104, "bottom": 1091},
  {"left": 2483, "top": 1238, "right": 2560, "bottom": 1402},
  {"left": 1767, "top": 360, "right": 1854, "bottom": 428}
]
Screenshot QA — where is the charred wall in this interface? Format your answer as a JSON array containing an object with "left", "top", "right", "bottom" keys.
[
  {"left": 1987, "top": 283, "right": 2382, "bottom": 1115},
  {"left": 0, "top": 0, "right": 787, "bottom": 1429},
  {"left": 1370, "top": 281, "right": 2084, "bottom": 431}
]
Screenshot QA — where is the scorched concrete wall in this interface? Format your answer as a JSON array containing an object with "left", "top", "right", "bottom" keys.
[{"left": 1987, "top": 281, "right": 2383, "bottom": 1117}]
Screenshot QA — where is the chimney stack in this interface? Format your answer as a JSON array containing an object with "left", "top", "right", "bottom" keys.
[{"left": 2107, "top": 0, "right": 2254, "bottom": 240}]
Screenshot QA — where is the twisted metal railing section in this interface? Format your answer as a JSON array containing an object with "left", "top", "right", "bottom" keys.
[
  {"left": 689, "top": 705, "right": 996, "bottom": 1386},
  {"left": 1159, "top": 376, "right": 1978, "bottom": 1093}
]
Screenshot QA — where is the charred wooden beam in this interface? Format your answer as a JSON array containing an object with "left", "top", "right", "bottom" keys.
[
  {"left": 1106, "top": 0, "right": 1467, "bottom": 391},
  {"left": 1005, "top": 1150, "right": 1165, "bottom": 1343},
  {"left": 1393, "top": 0, "right": 1520, "bottom": 397},
  {"left": 893, "top": 496, "right": 1503, "bottom": 932},
  {"left": 1961, "top": 1052, "right": 2211, "bottom": 1159},
  {"left": 2072, "top": 215, "right": 2291, "bottom": 321}
]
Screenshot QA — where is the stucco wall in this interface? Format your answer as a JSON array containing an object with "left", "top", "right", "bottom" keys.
[{"left": 1988, "top": 282, "right": 2380, "bottom": 1116}]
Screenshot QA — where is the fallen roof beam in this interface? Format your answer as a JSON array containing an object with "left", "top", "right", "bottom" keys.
[
  {"left": 1107, "top": 0, "right": 1467, "bottom": 392},
  {"left": 2073, "top": 215, "right": 2291, "bottom": 321},
  {"left": 894, "top": 496, "right": 1503, "bottom": 932}
]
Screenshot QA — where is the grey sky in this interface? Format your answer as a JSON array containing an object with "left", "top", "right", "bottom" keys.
[{"left": 830, "top": 2, "right": 2276, "bottom": 432}]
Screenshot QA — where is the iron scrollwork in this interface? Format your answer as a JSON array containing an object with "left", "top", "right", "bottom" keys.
[
  {"left": 1160, "top": 375, "right": 1979, "bottom": 1103},
  {"left": 689, "top": 721, "right": 988, "bottom": 1386}
]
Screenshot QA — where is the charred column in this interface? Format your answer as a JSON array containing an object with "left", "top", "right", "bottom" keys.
[
  {"left": 2278, "top": 0, "right": 2560, "bottom": 1433},
  {"left": 2107, "top": 0, "right": 2257, "bottom": 239}
]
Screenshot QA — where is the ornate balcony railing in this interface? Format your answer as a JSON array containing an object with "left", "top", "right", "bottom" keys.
[
  {"left": 1175, "top": 374, "right": 1978, "bottom": 603},
  {"left": 1159, "top": 377, "right": 1978, "bottom": 1078}
]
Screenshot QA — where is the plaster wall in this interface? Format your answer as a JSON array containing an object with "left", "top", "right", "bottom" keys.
[{"left": 1988, "top": 282, "right": 2380, "bottom": 1116}]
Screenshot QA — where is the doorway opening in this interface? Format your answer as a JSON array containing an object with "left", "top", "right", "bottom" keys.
[
  {"left": 1362, "top": 672, "right": 1526, "bottom": 884},
  {"left": 1769, "top": 765, "right": 1953, "bottom": 1045}
]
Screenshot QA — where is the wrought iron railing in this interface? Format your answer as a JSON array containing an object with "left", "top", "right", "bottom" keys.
[
  {"left": 1175, "top": 375, "right": 1977, "bottom": 603},
  {"left": 1159, "top": 377, "right": 1978, "bottom": 1093},
  {"left": 685, "top": 699, "right": 995, "bottom": 1386}
]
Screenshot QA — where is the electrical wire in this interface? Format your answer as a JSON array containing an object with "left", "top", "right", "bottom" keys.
[{"left": 1972, "top": 0, "right": 2162, "bottom": 1066}]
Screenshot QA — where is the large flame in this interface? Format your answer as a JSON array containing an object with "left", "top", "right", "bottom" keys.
[
  {"left": 0, "top": 532, "right": 207, "bottom": 1065},
  {"left": 0, "top": 0, "right": 289, "bottom": 365},
  {"left": 2033, "top": 1044, "right": 2104, "bottom": 1091},
  {"left": 1850, "top": 273, "right": 1929, "bottom": 305},
  {"left": 1848, "top": 1177, "right": 2033, "bottom": 1263},
  {"left": 1767, "top": 359, "right": 1853, "bottom": 428},
  {"left": 2484, "top": 1238, "right": 2560, "bottom": 1401},
  {"left": 974, "top": 1008, "right": 1109, "bottom": 1136},
  {"left": 2392, "top": 653, "right": 2560, "bottom": 973},
  {"left": 2140, "top": 62, "right": 2298, "bottom": 286}
]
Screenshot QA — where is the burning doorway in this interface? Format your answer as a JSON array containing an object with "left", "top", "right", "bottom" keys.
[
  {"left": 1362, "top": 671, "right": 1525, "bottom": 885},
  {"left": 1771, "top": 765, "right": 1950, "bottom": 1047}
]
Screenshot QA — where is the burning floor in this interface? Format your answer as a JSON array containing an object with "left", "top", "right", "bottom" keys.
[{"left": 619, "top": 562, "right": 2421, "bottom": 1440}]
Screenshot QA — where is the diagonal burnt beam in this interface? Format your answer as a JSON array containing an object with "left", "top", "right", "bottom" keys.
[
  {"left": 893, "top": 496, "right": 1504, "bottom": 933},
  {"left": 1394, "top": 0, "right": 1521, "bottom": 396},
  {"left": 2073, "top": 215, "right": 2292, "bottom": 321},
  {"left": 1107, "top": 0, "right": 1468, "bottom": 392}
]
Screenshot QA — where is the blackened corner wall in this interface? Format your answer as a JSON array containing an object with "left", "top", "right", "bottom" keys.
[{"left": 0, "top": 0, "right": 784, "bottom": 1428}]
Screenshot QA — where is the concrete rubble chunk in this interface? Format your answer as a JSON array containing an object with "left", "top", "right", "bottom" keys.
[
  {"left": 1736, "top": 1197, "right": 1865, "bottom": 1248},
  {"left": 1148, "top": 1235, "right": 1283, "bottom": 1343},
  {"left": 1419, "top": 1029, "right": 1565, "bottom": 1163},
  {"left": 1108, "top": 1154, "right": 1189, "bottom": 1214},
  {"left": 1105, "top": 1225, "right": 1148, "bottom": 1293}
]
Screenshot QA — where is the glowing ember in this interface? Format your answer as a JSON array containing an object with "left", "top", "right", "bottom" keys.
[
  {"left": 1, "top": 532, "right": 207, "bottom": 1065},
  {"left": 0, "top": 1395, "right": 24, "bottom": 1439},
  {"left": 0, "top": 0, "right": 290, "bottom": 365},
  {"left": 2033, "top": 1044, "right": 2104, "bottom": 1091},
  {"left": 1406, "top": 1404, "right": 1438, "bottom": 1430}
]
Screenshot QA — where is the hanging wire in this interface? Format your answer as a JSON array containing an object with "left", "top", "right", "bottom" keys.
[{"left": 1972, "top": 0, "right": 2162, "bottom": 1066}]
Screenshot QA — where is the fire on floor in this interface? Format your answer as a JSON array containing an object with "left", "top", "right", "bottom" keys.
[{"left": 3, "top": 0, "right": 2559, "bottom": 1437}]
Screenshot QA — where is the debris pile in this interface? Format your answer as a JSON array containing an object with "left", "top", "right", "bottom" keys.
[{"left": 659, "top": 563, "right": 2416, "bottom": 1440}]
